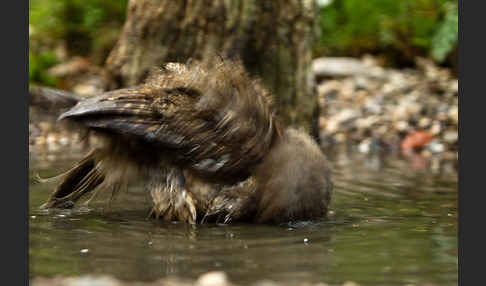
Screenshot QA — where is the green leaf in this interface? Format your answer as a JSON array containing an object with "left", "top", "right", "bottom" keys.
[{"left": 431, "top": 2, "right": 458, "bottom": 62}]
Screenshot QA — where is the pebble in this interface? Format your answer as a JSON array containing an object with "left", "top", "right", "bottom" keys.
[
  {"left": 46, "top": 134, "right": 57, "bottom": 144},
  {"left": 449, "top": 108, "right": 458, "bottom": 124},
  {"left": 342, "top": 282, "right": 360, "bottom": 286},
  {"left": 443, "top": 130, "right": 458, "bottom": 143},
  {"left": 59, "top": 136, "right": 70, "bottom": 146},
  {"left": 430, "top": 121, "right": 442, "bottom": 135},
  {"left": 358, "top": 139, "right": 371, "bottom": 154},
  {"left": 35, "top": 136, "right": 46, "bottom": 145},
  {"left": 314, "top": 55, "right": 457, "bottom": 165},
  {"left": 395, "top": 121, "right": 409, "bottom": 131},
  {"left": 428, "top": 141, "right": 445, "bottom": 153},
  {"left": 196, "top": 271, "right": 228, "bottom": 286},
  {"left": 30, "top": 271, "right": 437, "bottom": 286},
  {"left": 418, "top": 117, "right": 431, "bottom": 128}
]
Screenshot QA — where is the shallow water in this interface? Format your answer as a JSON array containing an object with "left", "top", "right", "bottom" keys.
[{"left": 29, "top": 148, "right": 458, "bottom": 286}]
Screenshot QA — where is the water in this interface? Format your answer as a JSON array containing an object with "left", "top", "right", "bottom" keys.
[{"left": 29, "top": 148, "right": 458, "bottom": 286}]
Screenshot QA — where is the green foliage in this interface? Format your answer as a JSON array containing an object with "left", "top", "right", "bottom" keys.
[
  {"left": 316, "top": 0, "right": 458, "bottom": 66},
  {"left": 29, "top": 0, "right": 128, "bottom": 46},
  {"left": 29, "top": 0, "right": 128, "bottom": 85},
  {"left": 29, "top": 51, "right": 59, "bottom": 86},
  {"left": 431, "top": 2, "right": 458, "bottom": 62}
]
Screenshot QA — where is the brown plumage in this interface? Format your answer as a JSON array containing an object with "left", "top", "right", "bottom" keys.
[{"left": 41, "top": 59, "right": 332, "bottom": 224}]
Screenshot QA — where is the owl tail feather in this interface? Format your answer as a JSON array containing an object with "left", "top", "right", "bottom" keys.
[{"left": 40, "top": 149, "right": 105, "bottom": 209}]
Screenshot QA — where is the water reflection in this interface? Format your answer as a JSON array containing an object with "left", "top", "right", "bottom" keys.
[{"left": 29, "top": 147, "right": 457, "bottom": 286}]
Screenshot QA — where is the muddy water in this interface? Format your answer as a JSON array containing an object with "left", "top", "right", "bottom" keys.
[{"left": 29, "top": 149, "right": 458, "bottom": 286}]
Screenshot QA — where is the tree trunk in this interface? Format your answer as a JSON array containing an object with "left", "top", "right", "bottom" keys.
[{"left": 105, "top": 0, "right": 319, "bottom": 132}]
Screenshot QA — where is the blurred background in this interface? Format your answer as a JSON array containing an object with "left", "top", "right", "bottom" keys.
[
  {"left": 29, "top": 0, "right": 128, "bottom": 87},
  {"left": 315, "top": 0, "right": 458, "bottom": 70},
  {"left": 29, "top": 0, "right": 458, "bottom": 87},
  {"left": 29, "top": 0, "right": 458, "bottom": 164}
]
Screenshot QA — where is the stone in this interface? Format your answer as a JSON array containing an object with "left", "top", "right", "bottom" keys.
[{"left": 196, "top": 271, "right": 229, "bottom": 286}]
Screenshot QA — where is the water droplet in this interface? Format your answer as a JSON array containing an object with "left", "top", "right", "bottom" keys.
[
  {"left": 80, "top": 249, "right": 89, "bottom": 253},
  {"left": 304, "top": 238, "right": 309, "bottom": 243}
]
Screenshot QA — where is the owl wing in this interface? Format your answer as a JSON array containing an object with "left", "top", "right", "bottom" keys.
[{"left": 59, "top": 61, "right": 278, "bottom": 180}]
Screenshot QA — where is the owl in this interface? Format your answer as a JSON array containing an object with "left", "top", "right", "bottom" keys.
[{"left": 41, "top": 58, "right": 332, "bottom": 224}]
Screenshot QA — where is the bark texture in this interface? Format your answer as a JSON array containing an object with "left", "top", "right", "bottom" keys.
[{"left": 105, "top": 0, "right": 319, "bottom": 130}]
